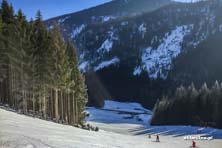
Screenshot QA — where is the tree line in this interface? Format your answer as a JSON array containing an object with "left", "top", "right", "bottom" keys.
[
  {"left": 151, "top": 81, "right": 222, "bottom": 129},
  {"left": 0, "top": 0, "right": 88, "bottom": 125}
]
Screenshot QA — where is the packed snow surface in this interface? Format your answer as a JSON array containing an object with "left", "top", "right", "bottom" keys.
[
  {"left": 1, "top": 100, "right": 222, "bottom": 148},
  {"left": 134, "top": 25, "right": 191, "bottom": 78}
]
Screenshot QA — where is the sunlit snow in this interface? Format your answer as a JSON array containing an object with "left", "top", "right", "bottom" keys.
[
  {"left": 134, "top": 25, "right": 192, "bottom": 78},
  {"left": 1, "top": 100, "right": 222, "bottom": 148}
]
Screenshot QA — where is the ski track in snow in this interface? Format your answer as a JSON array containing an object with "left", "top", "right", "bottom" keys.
[{"left": 1, "top": 100, "right": 222, "bottom": 148}]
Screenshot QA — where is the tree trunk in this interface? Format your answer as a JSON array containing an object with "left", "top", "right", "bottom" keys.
[
  {"left": 43, "top": 89, "right": 46, "bottom": 119},
  {"left": 72, "top": 91, "right": 76, "bottom": 124},
  {"left": 54, "top": 88, "right": 59, "bottom": 122},
  {"left": 67, "top": 91, "right": 70, "bottom": 124}
]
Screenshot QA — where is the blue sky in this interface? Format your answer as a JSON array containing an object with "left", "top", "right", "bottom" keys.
[{"left": 1, "top": 0, "right": 111, "bottom": 20}]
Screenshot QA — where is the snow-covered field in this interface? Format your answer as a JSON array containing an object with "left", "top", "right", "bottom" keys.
[{"left": 1, "top": 101, "right": 222, "bottom": 148}]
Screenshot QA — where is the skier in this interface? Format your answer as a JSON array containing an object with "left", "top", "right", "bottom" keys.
[
  {"left": 156, "top": 135, "right": 160, "bottom": 142},
  {"left": 192, "top": 141, "right": 196, "bottom": 147},
  {"left": 148, "top": 134, "right": 151, "bottom": 139}
]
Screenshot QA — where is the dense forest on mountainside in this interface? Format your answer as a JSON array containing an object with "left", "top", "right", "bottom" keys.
[
  {"left": 0, "top": 0, "right": 87, "bottom": 125},
  {"left": 45, "top": 0, "right": 222, "bottom": 109},
  {"left": 151, "top": 81, "right": 222, "bottom": 129}
]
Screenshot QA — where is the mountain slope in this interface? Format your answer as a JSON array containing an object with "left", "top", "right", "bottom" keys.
[
  {"left": 1, "top": 106, "right": 222, "bottom": 148},
  {"left": 45, "top": 0, "right": 172, "bottom": 45},
  {"left": 46, "top": 0, "right": 222, "bottom": 108},
  {"left": 45, "top": 0, "right": 171, "bottom": 24}
]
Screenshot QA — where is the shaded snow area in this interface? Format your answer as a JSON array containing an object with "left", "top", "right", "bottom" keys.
[
  {"left": 48, "top": 25, "right": 54, "bottom": 30},
  {"left": 103, "top": 100, "right": 152, "bottom": 114},
  {"left": 138, "top": 23, "right": 147, "bottom": 33},
  {"left": 91, "top": 16, "right": 117, "bottom": 23},
  {"left": 138, "top": 23, "right": 147, "bottom": 38},
  {"left": 133, "top": 67, "right": 142, "bottom": 76},
  {"left": 71, "top": 24, "right": 85, "bottom": 38},
  {"left": 100, "top": 16, "right": 116, "bottom": 23},
  {"left": 121, "top": 21, "right": 128, "bottom": 26},
  {"left": 94, "top": 57, "right": 120, "bottom": 71},
  {"left": 172, "top": 0, "right": 204, "bottom": 2},
  {"left": 79, "top": 31, "right": 118, "bottom": 73},
  {"left": 1, "top": 100, "right": 222, "bottom": 148},
  {"left": 87, "top": 100, "right": 222, "bottom": 147},
  {"left": 97, "top": 31, "right": 117, "bottom": 54},
  {"left": 78, "top": 61, "right": 89, "bottom": 73},
  {"left": 219, "top": 24, "right": 222, "bottom": 32},
  {"left": 134, "top": 25, "right": 191, "bottom": 79},
  {"left": 57, "top": 16, "right": 70, "bottom": 25},
  {"left": 97, "top": 39, "right": 113, "bottom": 54}
]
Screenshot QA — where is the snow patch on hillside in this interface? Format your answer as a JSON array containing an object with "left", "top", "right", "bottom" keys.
[
  {"left": 135, "top": 25, "right": 191, "bottom": 78},
  {"left": 57, "top": 16, "right": 70, "bottom": 25},
  {"left": 172, "top": 0, "right": 204, "bottom": 3},
  {"left": 133, "top": 67, "right": 142, "bottom": 76},
  {"left": 97, "top": 31, "right": 117, "bottom": 54},
  {"left": 79, "top": 61, "right": 89, "bottom": 73},
  {"left": 100, "top": 16, "right": 116, "bottom": 23},
  {"left": 71, "top": 24, "right": 85, "bottom": 38},
  {"left": 121, "top": 21, "right": 128, "bottom": 26},
  {"left": 94, "top": 57, "right": 120, "bottom": 71},
  {"left": 219, "top": 24, "right": 222, "bottom": 32},
  {"left": 138, "top": 23, "right": 147, "bottom": 33},
  {"left": 48, "top": 25, "right": 54, "bottom": 30},
  {"left": 97, "top": 39, "right": 113, "bottom": 53},
  {"left": 138, "top": 23, "right": 147, "bottom": 39}
]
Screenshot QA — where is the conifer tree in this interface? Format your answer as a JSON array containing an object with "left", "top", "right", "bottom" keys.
[{"left": 0, "top": 1, "right": 88, "bottom": 127}]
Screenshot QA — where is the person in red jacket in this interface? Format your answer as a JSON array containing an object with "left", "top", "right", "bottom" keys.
[{"left": 192, "top": 141, "right": 196, "bottom": 147}]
